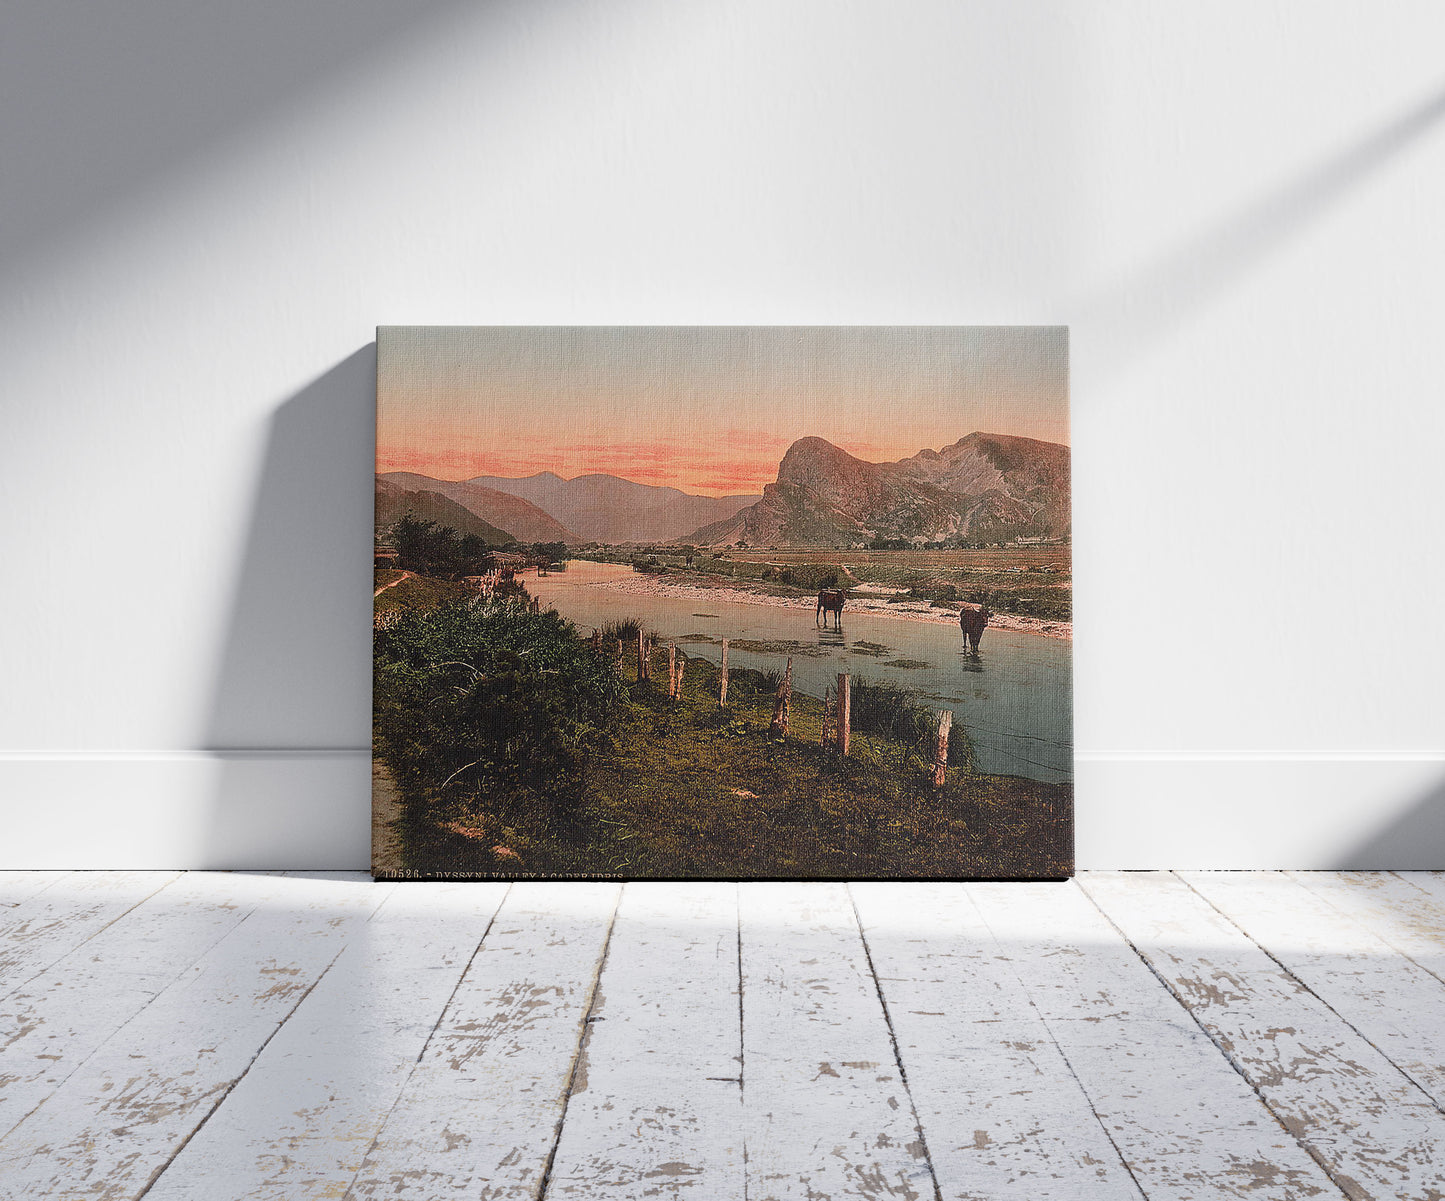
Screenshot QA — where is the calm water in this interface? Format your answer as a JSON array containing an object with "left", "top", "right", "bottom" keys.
[{"left": 529, "top": 562, "right": 1072, "bottom": 784}]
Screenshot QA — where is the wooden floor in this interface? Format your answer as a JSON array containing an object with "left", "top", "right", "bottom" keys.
[{"left": 2, "top": 874, "right": 1445, "bottom": 1199}]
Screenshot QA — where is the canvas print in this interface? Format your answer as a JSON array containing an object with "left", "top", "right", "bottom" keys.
[{"left": 373, "top": 327, "right": 1072, "bottom": 879}]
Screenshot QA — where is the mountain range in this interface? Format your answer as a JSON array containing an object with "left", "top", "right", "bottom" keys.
[
  {"left": 683, "top": 433, "right": 1070, "bottom": 546},
  {"left": 376, "top": 432, "right": 1068, "bottom": 549},
  {"left": 380, "top": 470, "right": 759, "bottom": 545},
  {"left": 465, "top": 473, "right": 760, "bottom": 544}
]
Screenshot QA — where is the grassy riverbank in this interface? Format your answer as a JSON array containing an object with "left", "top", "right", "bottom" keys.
[{"left": 373, "top": 587, "right": 1071, "bottom": 879}]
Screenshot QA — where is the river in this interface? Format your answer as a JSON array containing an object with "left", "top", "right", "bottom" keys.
[{"left": 527, "top": 561, "right": 1072, "bottom": 784}]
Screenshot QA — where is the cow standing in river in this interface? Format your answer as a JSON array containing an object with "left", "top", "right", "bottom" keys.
[
  {"left": 959, "top": 601, "right": 989, "bottom": 654},
  {"left": 816, "top": 588, "right": 846, "bottom": 630}
]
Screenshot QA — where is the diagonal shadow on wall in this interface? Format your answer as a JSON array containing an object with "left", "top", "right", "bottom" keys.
[
  {"left": 1334, "top": 772, "right": 1445, "bottom": 871},
  {"left": 0, "top": 0, "right": 480, "bottom": 281},
  {"left": 1076, "top": 82, "right": 1445, "bottom": 381}
]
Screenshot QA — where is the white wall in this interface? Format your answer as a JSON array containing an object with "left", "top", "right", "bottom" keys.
[{"left": 3, "top": 1, "right": 1443, "bottom": 869}]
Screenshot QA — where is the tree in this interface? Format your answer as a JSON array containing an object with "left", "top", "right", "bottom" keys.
[
  {"left": 393, "top": 515, "right": 455, "bottom": 574},
  {"left": 393, "top": 515, "right": 494, "bottom": 576}
]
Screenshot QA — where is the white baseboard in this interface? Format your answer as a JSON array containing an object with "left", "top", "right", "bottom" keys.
[
  {"left": 1, "top": 752, "right": 1442, "bottom": 870},
  {"left": 1076, "top": 753, "right": 1445, "bottom": 869},
  {"left": 0, "top": 751, "right": 370, "bottom": 870}
]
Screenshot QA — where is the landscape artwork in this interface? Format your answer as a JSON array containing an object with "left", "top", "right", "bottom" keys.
[{"left": 373, "top": 327, "right": 1072, "bottom": 880}]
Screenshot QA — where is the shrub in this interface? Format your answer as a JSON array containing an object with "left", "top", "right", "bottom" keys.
[
  {"left": 728, "top": 667, "right": 782, "bottom": 697},
  {"left": 599, "top": 617, "right": 650, "bottom": 645},
  {"left": 849, "top": 678, "right": 936, "bottom": 749},
  {"left": 373, "top": 599, "right": 624, "bottom": 822}
]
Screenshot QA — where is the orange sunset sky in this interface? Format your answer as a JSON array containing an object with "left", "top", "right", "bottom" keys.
[{"left": 377, "top": 327, "right": 1069, "bottom": 497}]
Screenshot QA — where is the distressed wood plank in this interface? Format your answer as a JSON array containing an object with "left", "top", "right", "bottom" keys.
[
  {"left": 971, "top": 880, "right": 1340, "bottom": 1200},
  {"left": 0, "top": 871, "right": 68, "bottom": 908},
  {"left": 1184, "top": 870, "right": 1445, "bottom": 1113},
  {"left": 345, "top": 881, "right": 621, "bottom": 1199},
  {"left": 1395, "top": 872, "right": 1445, "bottom": 909},
  {"left": 0, "top": 871, "right": 292, "bottom": 1140},
  {"left": 851, "top": 882, "right": 1142, "bottom": 1200},
  {"left": 0, "top": 871, "right": 182, "bottom": 1000},
  {"left": 1084, "top": 871, "right": 1445, "bottom": 1199},
  {"left": 544, "top": 882, "right": 744, "bottom": 1198},
  {"left": 0, "top": 873, "right": 389, "bottom": 1199},
  {"left": 143, "top": 881, "right": 510, "bottom": 1201},
  {"left": 740, "top": 882, "right": 936, "bottom": 1201},
  {"left": 1289, "top": 872, "right": 1445, "bottom": 981}
]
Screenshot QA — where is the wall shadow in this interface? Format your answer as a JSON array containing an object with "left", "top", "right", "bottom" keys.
[
  {"left": 201, "top": 346, "right": 376, "bottom": 867},
  {"left": 1334, "top": 773, "right": 1445, "bottom": 870},
  {"left": 0, "top": 0, "right": 478, "bottom": 279}
]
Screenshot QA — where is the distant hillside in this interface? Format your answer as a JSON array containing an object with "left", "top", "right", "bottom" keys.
[
  {"left": 466, "top": 472, "right": 760, "bottom": 544},
  {"left": 685, "top": 433, "right": 1070, "bottom": 547},
  {"left": 375, "top": 478, "right": 514, "bottom": 545},
  {"left": 381, "top": 473, "right": 580, "bottom": 545}
]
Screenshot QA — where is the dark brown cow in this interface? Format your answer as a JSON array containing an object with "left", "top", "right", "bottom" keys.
[
  {"left": 959, "top": 601, "right": 989, "bottom": 653},
  {"left": 816, "top": 588, "right": 846, "bottom": 629}
]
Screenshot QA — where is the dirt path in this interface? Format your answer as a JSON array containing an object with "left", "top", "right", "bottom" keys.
[
  {"left": 370, "top": 758, "right": 405, "bottom": 875},
  {"left": 374, "top": 571, "right": 413, "bottom": 598}
]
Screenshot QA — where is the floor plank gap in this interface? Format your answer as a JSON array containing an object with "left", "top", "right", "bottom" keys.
[
  {"left": 134, "top": 943, "right": 352, "bottom": 1200},
  {"left": 331, "top": 882, "right": 515, "bottom": 1201},
  {"left": 534, "top": 886, "right": 623, "bottom": 1201},
  {"left": 846, "top": 883, "right": 945, "bottom": 1201}
]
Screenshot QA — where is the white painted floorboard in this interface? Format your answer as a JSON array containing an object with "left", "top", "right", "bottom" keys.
[
  {"left": 544, "top": 882, "right": 743, "bottom": 1199},
  {"left": 1, "top": 873, "right": 1444, "bottom": 1200},
  {"left": 739, "top": 882, "right": 936, "bottom": 1200},
  {"left": 143, "top": 880, "right": 509, "bottom": 1201}
]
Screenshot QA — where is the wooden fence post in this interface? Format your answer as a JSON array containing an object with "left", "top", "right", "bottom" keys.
[
  {"left": 719, "top": 639, "right": 729, "bottom": 706},
  {"left": 770, "top": 657, "right": 793, "bottom": 739},
  {"left": 636, "top": 630, "right": 646, "bottom": 682},
  {"left": 615, "top": 638, "right": 624, "bottom": 675},
  {"left": 667, "top": 643, "right": 678, "bottom": 700},
  {"left": 644, "top": 636, "right": 654, "bottom": 681},
  {"left": 837, "top": 673, "right": 851, "bottom": 757},
  {"left": 933, "top": 709, "right": 953, "bottom": 790}
]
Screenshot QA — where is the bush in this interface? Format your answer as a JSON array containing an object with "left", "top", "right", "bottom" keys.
[
  {"left": 849, "top": 678, "right": 936, "bottom": 748},
  {"left": 728, "top": 667, "right": 782, "bottom": 697},
  {"left": 373, "top": 599, "right": 624, "bottom": 822},
  {"left": 599, "top": 617, "right": 650, "bottom": 645}
]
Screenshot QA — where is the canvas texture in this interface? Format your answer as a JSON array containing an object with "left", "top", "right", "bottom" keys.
[{"left": 373, "top": 327, "right": 1072, "bottom": 879}]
